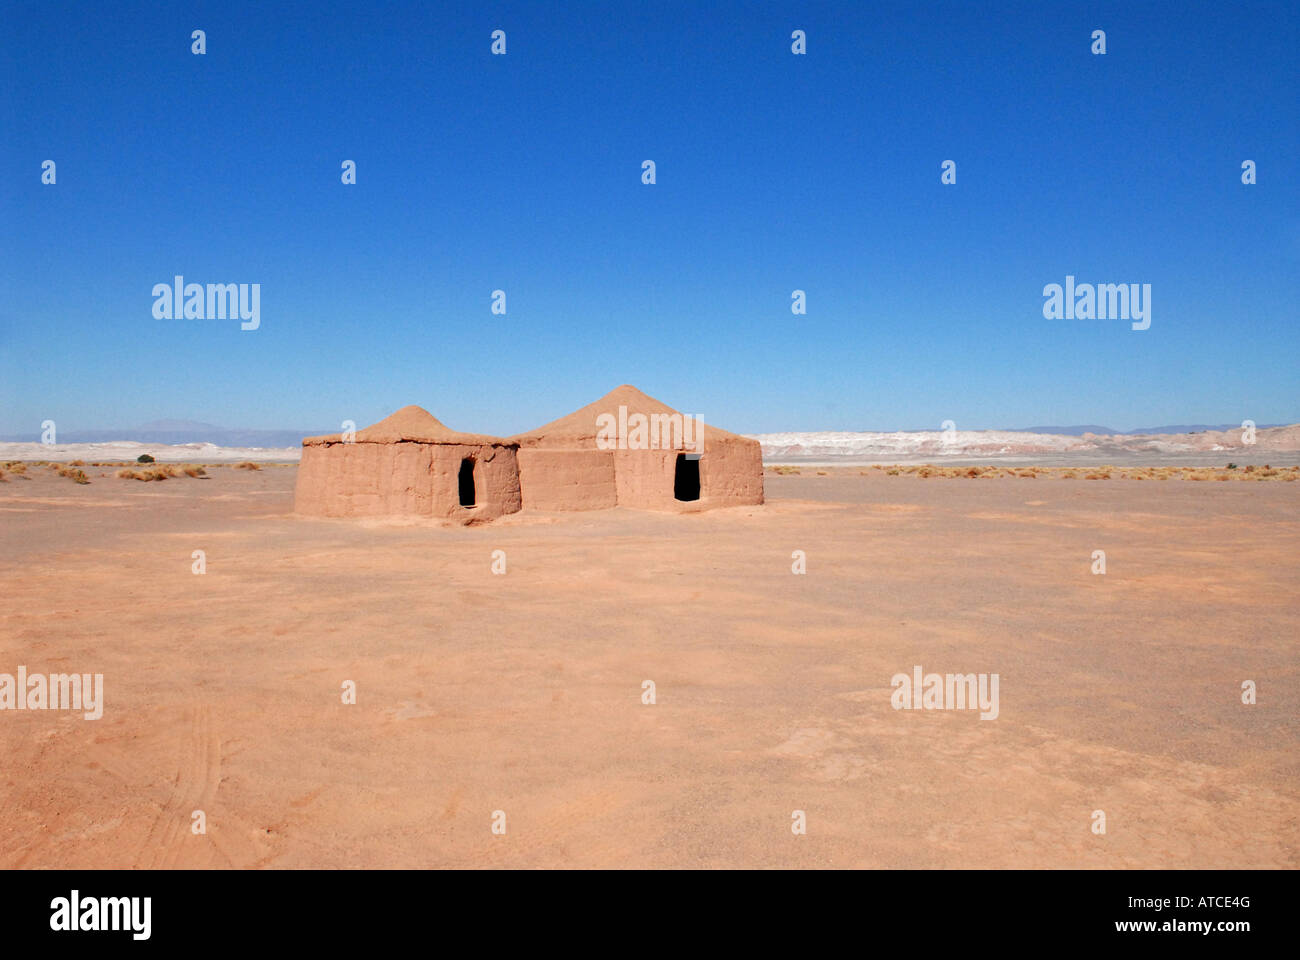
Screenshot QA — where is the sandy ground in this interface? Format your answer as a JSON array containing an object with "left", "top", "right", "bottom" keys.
[{"left": 1, "top": 463, "right": 1296, "bottom": 869}]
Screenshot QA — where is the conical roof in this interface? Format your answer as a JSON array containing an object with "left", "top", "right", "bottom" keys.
[
  {"left": 304, "top": 405, "right": 513, "bottom": 446},
  {"left": 510, "top": 385, "right": 750, "bottom": 447}
]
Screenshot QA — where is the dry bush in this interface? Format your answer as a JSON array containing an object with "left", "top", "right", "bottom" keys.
[
  {"left": 1215, "top": 473, "right": 1231, "bottom": 481},
  {"left": 235, "top": 461, "right": 261, "bottom": 470},
  {"left": 816, "top": 470, "right": 829, "bottom": 476},
  {"left": 1084, "top": 472, "right": 1109, "bottom": 480},
  {"left": 119, "top": 467, "right": 176, "bottom": 482},
  {"left": 918, "top": 467, "right": 934, "bottom": 478},
  {"left": 886, "top": 468, "right": 900, "bottom": 476},
  {"left": 182, "top": 465, "right": 207, "bottom": 478},
  {"left": 770, "top": 465, "right": 800, "bottom": 475},
  {"left": 69, "top": 459, "right": 84, "bottom": 466}
]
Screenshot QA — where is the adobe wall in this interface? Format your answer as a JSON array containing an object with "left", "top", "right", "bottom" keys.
[
  {"left": 515, "top": 448, "right": 617, "bottom": 510},
  {"left": 295, "top": 441, "right": 521, "bottom": 520},
  {"left": 612, "top": 441, "right": 765, "bottom": 510},
  {"left": 699, "top": 439, "right": 765, "bottom": 506},
  {"left": 430, "top": 443, "right": 521, "bottom": 520},
  {"left": 613, "top": 448, "right": 678, "bottom": 509}
]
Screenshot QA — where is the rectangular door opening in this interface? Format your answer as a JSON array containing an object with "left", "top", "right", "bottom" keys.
[
  {"left": 674, "top": 454, "right": 700, "bottom": 502},
  {"left": 458, "top": 458, "right": 477, "bottom": 507}
]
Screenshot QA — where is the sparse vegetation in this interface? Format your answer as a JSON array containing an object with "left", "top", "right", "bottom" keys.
[
  {"left": 117, "top": 464, "right": 185, "bottom": 482},
  {"left": 51, "top": 464, "right": 90, "bottom": 484},
  {"left": 235, "top": 461, "right": 261, "bottom": 471}
]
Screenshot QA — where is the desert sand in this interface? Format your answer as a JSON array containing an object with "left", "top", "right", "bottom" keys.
[{"left": 1, "top": 462, "right": 1296, "bottom": 868}]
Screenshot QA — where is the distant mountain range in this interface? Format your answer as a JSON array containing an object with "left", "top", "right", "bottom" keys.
[
  {"left": 0, "top": 420, "right": 1290, "bottom": 446},
  {"left": 1004, "top": 424, "right": 1286, "bottom": 436},
  {"left": 0, "top": 420, "right": 327, "bottom": 447}
]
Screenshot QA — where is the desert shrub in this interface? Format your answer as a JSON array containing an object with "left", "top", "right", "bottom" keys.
[
  {"left": 119, "top": 467, "right": 175, "bottom": 481},
  {"left": 886, "top": 468, "right": 900, "bottom": 476},
  {"left": 918, "top": 467, "right": 934, "bottom": 478},
  {"left": 771, "top": 465, "right": 800, "bottom": 475},
  {"left": 816, "top": 470, "right": 829, "bottom": 476},
  {"left": 235, "top": 461, "right": 261, "bottom": 470},
  {"left": 137, "top": 454, "right": 155, "bottom": 463},
  {"left": 69, "top": 459, "right": 84, "bottom": 466},
  {"left": 182, "top": 465, "right": 207, "bottom": 478}
]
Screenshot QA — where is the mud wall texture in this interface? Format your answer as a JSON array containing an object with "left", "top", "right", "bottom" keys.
[
  {"left": 515, "top": 448, "right": 618, "bottom": 511},
  {"left": 294, "top": 441, "right": 521, "bottom": 520},
  {"left": 517, "top": 440, "right": 764, "bottom": 512}
]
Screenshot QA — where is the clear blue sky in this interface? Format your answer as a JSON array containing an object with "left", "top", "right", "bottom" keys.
[{"left": 2, "top": 0, "right": 1296, "bottom": 437}]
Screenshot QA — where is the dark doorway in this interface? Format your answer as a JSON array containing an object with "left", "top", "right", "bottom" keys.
[
  {"left": 674, "top": 454, "right": 700, "bottom": 502},
  {"left": 458, "top": 458, "right": 476, "bottom": 507}
]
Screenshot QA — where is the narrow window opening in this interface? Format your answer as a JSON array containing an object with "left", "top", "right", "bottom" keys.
[
  {"left": 458, "top": 458, "right": 476, "bottom": 507},
  {"left": 674, "top": 454, "right": 700, "bottom": 502}
]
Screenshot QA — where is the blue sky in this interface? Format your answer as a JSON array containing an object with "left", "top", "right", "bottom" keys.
[{"left": 2, "top": 0, "right": 1296, "bottom": 437}]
